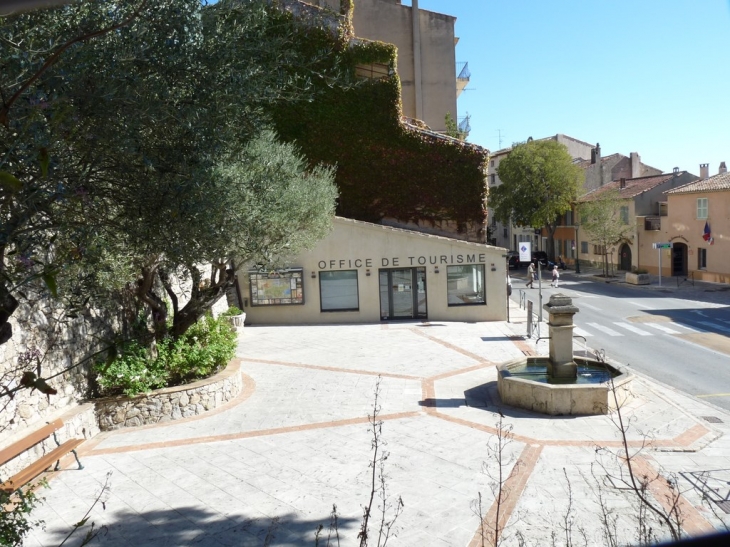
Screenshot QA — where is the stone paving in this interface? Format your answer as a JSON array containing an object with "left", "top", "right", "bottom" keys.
[{"left": 25, "top": 302, "right": 730, "bottom": 546}]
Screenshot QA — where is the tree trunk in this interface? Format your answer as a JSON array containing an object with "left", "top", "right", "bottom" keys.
[
  {"left": 170, "top": 269, "right": 235, "bottom": 339},
  {"left": 0, "top": 283, "right": 19, "bottom": 346}
]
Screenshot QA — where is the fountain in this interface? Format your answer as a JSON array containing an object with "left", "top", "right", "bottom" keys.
[{"left": 497, "top": 294, "right": 633, "bottom": 415}]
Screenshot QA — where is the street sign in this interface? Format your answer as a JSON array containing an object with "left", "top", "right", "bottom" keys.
[
  {"left": 653, "top": 242, "right": 671, "bottom": 249},
  {"left": 519, "top": 242, "right": 531, "bottom": 263}
]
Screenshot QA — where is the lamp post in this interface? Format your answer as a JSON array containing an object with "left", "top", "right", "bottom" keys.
[{"left": 575, "top": 223, "right": 581, "bottom": 274}]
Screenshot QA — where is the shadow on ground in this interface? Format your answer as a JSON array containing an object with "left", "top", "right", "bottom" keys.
[{"left": 38, "top": 506, "right": 360, "bottom": 547}]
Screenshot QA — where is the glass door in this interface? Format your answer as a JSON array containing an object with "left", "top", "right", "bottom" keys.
[{"left": 379, "top": 268, "right": 427, "bottom": 320}]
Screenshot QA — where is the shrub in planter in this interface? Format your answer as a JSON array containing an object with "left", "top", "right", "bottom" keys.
[{"left": 96, "top": 315, "right": 237, "bottom": 396}]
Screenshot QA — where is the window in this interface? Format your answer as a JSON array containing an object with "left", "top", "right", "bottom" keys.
[
  {"left": 490, "top": 160, "right": 495, "bottom": 166},
  {"left": 593, "top": 244, "right": 606, "bottom": 255},
  {"left": 697, "top": 198, "right": 708, "bottom": 219},
  {"left": 490, "top": 174, "right": 496, "bottom": 185},
  {"left": 620, "top": 205, "right": 629, "bottom": 224},
  {"left": 581, "top": 241, "right": 589, "bottom": 254},
  {"left": 319, "top": 270, "right": 359, "bottom": 311},
  {"left": 698, "top": 248, "right": 707, "bottom": 270},
  {"left": 249, "top": 269, "right": 304, "bottom": 306},
  {"left": 446, "top": 264, "right": 486, "bottom": 306},
  {"left": 565, "top": 210, "right": 573, "bottom": 226}
]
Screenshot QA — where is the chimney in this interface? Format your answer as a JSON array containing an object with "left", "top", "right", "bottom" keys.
[
  {"left": 720, "top": 162, "right": 727, "bottom": 174},
  {"left": 630, "top": 152, "right": 641, "bottom": 178},
  {"left": 591, "top": 142, "right": 601, "bottom": 165},
  {"left": 619, "top": 177, "right": 626, "bottom": 189},
  {"left": 673, "top": 167, "right": 679, "bottom": 175},
  {"left": 700, "top": 163, "right": 709, "bottom": 179}
]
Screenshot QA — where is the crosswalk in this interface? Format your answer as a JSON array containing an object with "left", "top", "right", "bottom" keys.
[{"left": 571, "top": 320, "right": 716, "bottom": 338}]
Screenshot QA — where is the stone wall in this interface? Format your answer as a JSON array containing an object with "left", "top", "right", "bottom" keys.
[
  {"left": 0, "top": 298, "right": 115, "bottom": 447},
  {"left": 95, "top": 358, "right": 243, "bottom": 431}
]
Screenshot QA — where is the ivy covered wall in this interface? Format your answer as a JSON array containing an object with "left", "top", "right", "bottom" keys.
[{"left": 272, "top": 23, "right": 488, "bottom": 238}]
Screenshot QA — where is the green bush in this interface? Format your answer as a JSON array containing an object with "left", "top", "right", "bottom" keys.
[
  {"left": 95, "top": 341, "right": 169, "bottom": 396},
  {"left": 95, "top": 315, "right": 237, "bottom": 396},
  {"left": 220, "top": 306, "right": 243, "bottom": 317}
]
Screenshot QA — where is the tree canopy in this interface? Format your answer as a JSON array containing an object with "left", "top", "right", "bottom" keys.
[
  {"left": 490, "top": 139, "right": 584, "bottom": 258},
  {"left": 0, "top": 0, "right": 344, "bottom": 343},
  {"left": 578, "top": 189, "right": 633, "bottom": 276}
]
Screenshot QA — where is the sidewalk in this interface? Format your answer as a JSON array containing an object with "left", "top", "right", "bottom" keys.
[{"left": 27, "top": 315, "right": 730, "bottom": 546}]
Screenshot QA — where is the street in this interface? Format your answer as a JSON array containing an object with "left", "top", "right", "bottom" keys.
[{"left": 511, "top": 270, "right": 730, "bottom": 411}]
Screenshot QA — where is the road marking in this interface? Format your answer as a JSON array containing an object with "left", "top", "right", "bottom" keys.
[
  {"left": 645, "top": 323, "right": 682, "bottom": 334},
  {"left": 674, "top": 323, "right": 707, "bottom": 333},
  {"left": 698, "top": 321, "right": 730, "bottom": 334},
  {"left": 628, "top": 301, "right": 655, "bottom": 310},
  {"left": 613, "top": 322, "right": 652, "bottom": 336},
  {"left": 580, "top": 303, "right": 601, "bottom": 311},
  {"left": 587, "top": 322, "right": 623, "bottom": 336},
  {"left": 573, "top": 326, "right": 593, "bottom": 338},
  {"left": 696, "top": 393, "right": 730, "bottom": 399}
]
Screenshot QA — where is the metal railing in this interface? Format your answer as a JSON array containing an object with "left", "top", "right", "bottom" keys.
[{"left": 456, "top": 62, "right": 471, "bottom": 80}]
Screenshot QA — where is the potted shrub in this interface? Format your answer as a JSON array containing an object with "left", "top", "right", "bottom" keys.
[
  {"left": 625, "top": 267, "right": 650, "bottom": 285},
  {"left": 221, "top": 306, "right": 246, "bottom": 329}
]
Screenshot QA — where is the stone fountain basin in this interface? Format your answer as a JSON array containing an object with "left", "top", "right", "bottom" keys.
[{"left": 497, "top": 356, "right": 633, "bottom": 416}]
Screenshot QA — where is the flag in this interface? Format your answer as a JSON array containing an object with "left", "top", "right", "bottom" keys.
[{"left": 702, "top": 221, "right": 715, "bottom": 245}]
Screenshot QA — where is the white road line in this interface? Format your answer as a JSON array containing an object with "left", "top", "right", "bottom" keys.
[
  {"left": 613, "top": 322, "right": 652, "bottom": 336},
  {"left": 673, "top": 323, "right": 707, "bottom": 333},
  {"left": 698, "top": 321, "right": 730, "bottom": 334},
  {"left": 645, "top": 323, "right": 682, "bottom": 334},
  {"left": 573, "top": 326, "right": 593, "bottom": 337},
  {"left": 580, "top": 303, "right": 602, "bottom": 311},
  {"left": 587, "top": 322, "right": 623, "bottom": 336},
  {"left": 627, "top": 301, "right": 656, "bottom": 310}
]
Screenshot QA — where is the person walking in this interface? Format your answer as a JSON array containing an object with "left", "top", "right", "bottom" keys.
[
  {"left": 551, "top": 265, "right": 560, "bottom": 288},
  {"left": 526, "top": 262, "right": 535, "bottom": 288}
]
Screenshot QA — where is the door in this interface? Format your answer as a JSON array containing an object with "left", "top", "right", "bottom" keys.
[
  {"left": 672, "top": 243, "right": 687, "bottom": 276},
  {"left": 619, "top": 243, "right": 632, "bottom": 271},
  {"left": 379, "top": 268, "right": 427, "bottom": 320}
]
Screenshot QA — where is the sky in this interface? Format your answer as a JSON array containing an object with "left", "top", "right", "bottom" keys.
[{"left": 402, "top": 0, "right": 730, "bottom": 176}]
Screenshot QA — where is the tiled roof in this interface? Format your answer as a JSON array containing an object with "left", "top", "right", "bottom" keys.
[
  {"left": 579, "top": 172, "right": 690, "bottom": 201},
  {"left": 665, "top": 171, "right": 730, "bottom": 194},
  {"left": 573, "top": 153, "right": 623, "bottom": 169}
]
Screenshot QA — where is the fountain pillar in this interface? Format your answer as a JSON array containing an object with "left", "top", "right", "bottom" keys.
[{"left": 543, "top": 294, "right": 579, "bottom": 378}]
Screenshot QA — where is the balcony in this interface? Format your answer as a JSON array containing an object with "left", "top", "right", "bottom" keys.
[
  {"left": 456, "top": 62, "right": 470, "bottom": 97},
  {"left": 644, "top": 216, "right": 661, "bottom": 231},
  {"left": 458, "top": 113, "right": 471, "bottom": 137}
]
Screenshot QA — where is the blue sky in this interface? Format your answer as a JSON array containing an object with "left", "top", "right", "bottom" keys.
[{"left": 403, "top": 0, "right": 730, "bottom": 175}]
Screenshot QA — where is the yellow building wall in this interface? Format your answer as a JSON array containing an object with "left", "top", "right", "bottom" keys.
[
  {"left": 239, "top": 217, "right": 509, "bottom": 324},
  {"left": 639, "top": 191, "right": 730, "bottom": 283}
]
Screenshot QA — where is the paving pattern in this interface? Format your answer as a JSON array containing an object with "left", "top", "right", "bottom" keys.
[{"left": 26, "top": 306, "right": 730, "bottom": 546}]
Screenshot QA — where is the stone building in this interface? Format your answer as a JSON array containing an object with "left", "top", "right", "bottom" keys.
[{"left": 317, "top": 0, "right": 467, "bottom": 133}]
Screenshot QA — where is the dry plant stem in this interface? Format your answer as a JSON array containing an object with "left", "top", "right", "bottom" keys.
[
  {"left": 58, "top": 470, "right": 112, "bottom": 547},
  {"left": 358, "top": 377, "right": 383, "bottom": 547}
]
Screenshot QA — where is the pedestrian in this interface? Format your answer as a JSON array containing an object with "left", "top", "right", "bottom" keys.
[
  {"left": 551, "top": 265, "right": 560, "bottom": 288},
  {"left": 526, "top": 262, "right": 535, "bottom": 288}
]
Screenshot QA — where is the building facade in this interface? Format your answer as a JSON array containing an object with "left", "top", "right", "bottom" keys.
[
  {"left": 318, "top": 0, "right": 465, "bottom": 133},
  {"left": 576, "top": 170, "right": 698, "bottom": 272},
  {"left": 239, "top": 217, "right": 508, "bottom": 325},
  {"left": 638, "top": 163, "right": 729, "bottom": 283}
]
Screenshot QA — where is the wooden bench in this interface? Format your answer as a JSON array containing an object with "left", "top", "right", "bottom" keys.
[{"left": 0, "top": 418, "right": 84, "bottom": 495}]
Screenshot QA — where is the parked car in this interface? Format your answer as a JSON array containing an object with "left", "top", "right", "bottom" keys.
[
  {"left": 506, "top": 251, "right": 521, "bottom": 269},
  {"left": 531, "top": 251, "right": 549, "bottom": 268}
]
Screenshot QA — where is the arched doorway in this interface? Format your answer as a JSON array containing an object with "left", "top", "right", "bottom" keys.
[
  {"left": 618, "top": 243, "right": 632, "bottom": 271},
  {"left": 672, "top": 242, "right": 687, "bottom": 276}
]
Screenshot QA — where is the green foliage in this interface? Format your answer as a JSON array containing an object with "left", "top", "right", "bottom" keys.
[
  {"left": 579, "top": 188, "right": 634, "bottom": 275},
  {"left": 1, "top": 0, "right": 345, "bottom": 341},
  {"left": 220, "top": 306, "right": 243, "bottom": 317},
  {"left": 491, "top": 140, "right": 584, "bottom": 229},
  {"left": 95, "top": 315, "right": 236, "bottom": 396},
  {"left": 0, "top": 487, "right": 42, "bottom": 547},
  {"left": 273, "top": 40, "right": 488, "bottom": 231},
  {"left": 95, "top": 341, "right": 168, "bottom": 396}
]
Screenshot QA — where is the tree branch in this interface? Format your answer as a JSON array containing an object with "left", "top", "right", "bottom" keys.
[{"left": 0, "top": 0, "right": 148, "bottom": 126}]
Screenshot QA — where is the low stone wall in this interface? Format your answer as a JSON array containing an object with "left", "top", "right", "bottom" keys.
[{"left": 95, "top": 358, "right": 243, "bottom": 431}]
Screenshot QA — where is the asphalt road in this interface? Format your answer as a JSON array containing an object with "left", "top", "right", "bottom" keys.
[{"left": 511, "top": 270, "right": 730, "bottom": 412}]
